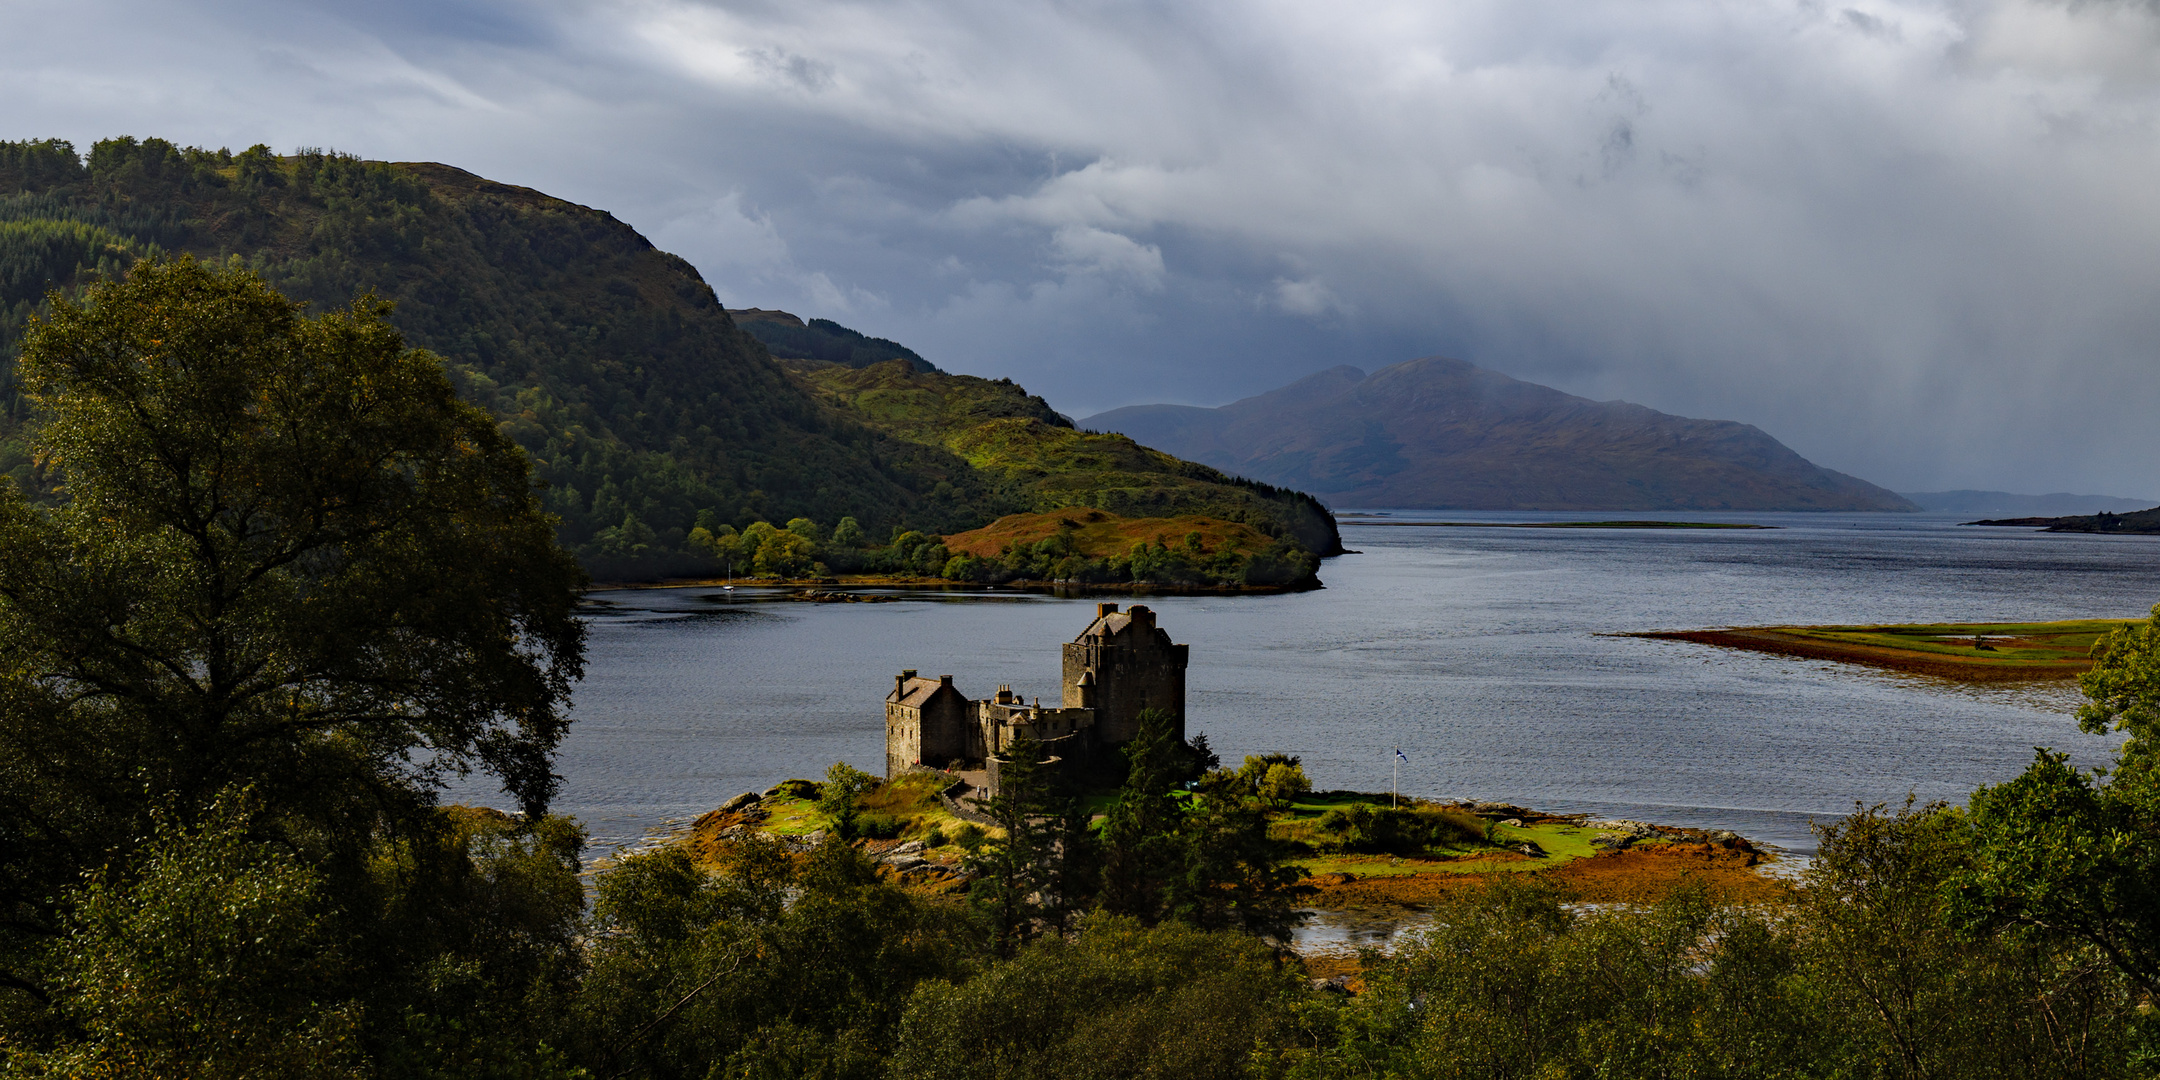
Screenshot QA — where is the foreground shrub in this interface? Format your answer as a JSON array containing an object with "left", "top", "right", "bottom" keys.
[
  {"left": 1263, "top": 806, "right": 2153, "bottom": 1080},
  {"left": 891, "top": 916, "right": 1298, "bottom": 1080}
]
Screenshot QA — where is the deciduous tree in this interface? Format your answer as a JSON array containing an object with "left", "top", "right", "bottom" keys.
[
  {"left": 1957, "top": 605, "right": 2160, "bottom": 998},
  {"left": 0, "top": 256, "right": 586, "bottom": 1008}
]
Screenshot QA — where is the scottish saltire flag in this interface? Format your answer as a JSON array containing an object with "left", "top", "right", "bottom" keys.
[{"left": 1395, "top": 748, "right": 1408, "bottom": 763}]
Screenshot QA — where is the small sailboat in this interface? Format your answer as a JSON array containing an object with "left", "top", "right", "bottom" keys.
[{"left": 723, "top": 559, "right": 736, "bottom": 595}]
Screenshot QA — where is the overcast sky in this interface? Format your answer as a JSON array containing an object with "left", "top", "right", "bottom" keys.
[{"left": 6, "top": 0, "right": 2159, "bottom": 495}]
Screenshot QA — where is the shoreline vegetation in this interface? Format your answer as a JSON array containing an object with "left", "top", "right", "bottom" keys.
[
  {"left": 1630, "top": 619, "right": 2138, "bottom": 680},
  {"left": 635, "top": 507, "right": 1328, "bottom": 594}
]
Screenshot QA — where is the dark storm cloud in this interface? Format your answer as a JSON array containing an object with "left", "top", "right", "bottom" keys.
[{"left": 5, "top": 0, "right": 2160, "bottom": 494}]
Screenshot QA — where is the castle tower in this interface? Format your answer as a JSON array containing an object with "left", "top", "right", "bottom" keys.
[
  {"left": 885, "top": 670, "right": 970, "bottom": 777},
  {"left": 1062, "top": 602, "right": 1188, "bottom": 745}
]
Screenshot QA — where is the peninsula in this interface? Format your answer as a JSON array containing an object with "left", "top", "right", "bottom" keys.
[{"left": 1966, "top": 506, "right": 2160, "bottom": 533}]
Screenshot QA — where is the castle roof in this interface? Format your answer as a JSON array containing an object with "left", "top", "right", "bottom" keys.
[
  {"left": 1073, "top": 603, "right": 1166, "bottom": 644},
  {"left": 1074, "top": 612, "right": 1133, "bottom": 639},
  {"left": 888, "top": 675, "right": 962, "bottom": 708}
]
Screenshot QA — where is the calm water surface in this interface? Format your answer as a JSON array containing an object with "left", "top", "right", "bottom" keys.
[{"left": 464, "top": 512, "right": 2160, "bottom": 856}]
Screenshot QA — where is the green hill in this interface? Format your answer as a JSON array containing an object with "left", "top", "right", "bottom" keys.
[
  {"left": 786, "top": 354, "right": 1341, "bottom": 558},
  {"left": 0, "top": 137, "right": 1339, "bottom": 578}
]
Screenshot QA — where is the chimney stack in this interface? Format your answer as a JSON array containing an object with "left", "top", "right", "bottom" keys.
[
  {"left": 896, "top": 669, "right": 915, "bottom": 696},
  {"left": 1097, "top": 602, "right": 1120, "bottom": 618},
  {"left": 939, "top": 674, "right": 954, "bottom": 687},
  {"left": 1130, "top": 605, "right": 1154, "bottom": 628}
]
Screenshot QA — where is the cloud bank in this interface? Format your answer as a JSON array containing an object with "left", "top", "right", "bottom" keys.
[{"left": 5, "top": 0, "right": 2160, "bottom": 493}]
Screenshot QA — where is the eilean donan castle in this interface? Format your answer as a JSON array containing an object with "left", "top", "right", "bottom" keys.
[{"left": 885, "top": 603, "right": 1188, "bottom": 789}]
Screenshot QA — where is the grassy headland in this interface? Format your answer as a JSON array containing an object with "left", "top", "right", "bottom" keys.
[
  {"left": 790, "top": 357, "right": 1342, "bottom": 558},
  {"left": 1633, "top": 619, "right": 2138, "bottom": 680},
  {"left": 773, "top": 355, "right": 1339, "bottom": 586}
]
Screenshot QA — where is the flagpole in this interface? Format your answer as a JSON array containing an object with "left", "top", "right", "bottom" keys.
[{"left": 1392, "top": 748, "right": 1399, "bottom": 809}]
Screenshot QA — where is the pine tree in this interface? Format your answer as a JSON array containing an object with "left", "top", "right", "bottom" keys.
[
  {"left": 967, "top": 736, "right": 1056, "bottom": 957},
  {"left": 1098, "top": 708, "right": 1187, "bottom": 922}
]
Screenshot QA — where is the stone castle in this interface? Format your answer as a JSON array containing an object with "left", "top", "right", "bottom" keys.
[{"left": 885, "top": 603, "right": 1188, "bottom": 789}]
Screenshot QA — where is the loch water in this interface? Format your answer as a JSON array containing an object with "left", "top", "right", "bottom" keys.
[{"left": 478, "top": 512, "right": 2160, "bottom": 857}]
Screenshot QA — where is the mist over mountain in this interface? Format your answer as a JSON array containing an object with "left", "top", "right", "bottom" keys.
[{"left": 1085, "top": 358, "right": 1913, "bottom": 512}]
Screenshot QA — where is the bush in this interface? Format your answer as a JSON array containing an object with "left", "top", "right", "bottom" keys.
[
  {"left": 820, "top": 762, "right": 880, "bottom": 838},
  {"left": 1233, "top": 754, "right": 1311, "bottom": 803},
  {"left": 891, "top": 916, "right": 1298, "bottom": 1080},
  {"left": 27, "top": 790, "right": 365, "bottom": 1078},
  {"left": 922, "top": 827, "right": 948, "bottom": 849},
  {"left": 1309, "top": 802, "right": 1482, "bottom": 855},
  {"left": 953, "top": 823, "right": 986, "bottom": 851},
  {"left": 857, "top": 813, "right": 902, "bottom": 840}
]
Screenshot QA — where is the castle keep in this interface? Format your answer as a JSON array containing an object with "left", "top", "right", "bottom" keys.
[{"left": 885, "top": 603, "right": 1189, "bottom": 787}]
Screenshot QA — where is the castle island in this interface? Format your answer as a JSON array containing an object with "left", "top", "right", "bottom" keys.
[{"left": 885, "top": 602, "right": 1188, "bottom": 794}]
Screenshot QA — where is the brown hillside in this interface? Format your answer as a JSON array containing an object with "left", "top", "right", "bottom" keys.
[{"left": 943, "top": 509, "right": 1274, "bottom": 561}]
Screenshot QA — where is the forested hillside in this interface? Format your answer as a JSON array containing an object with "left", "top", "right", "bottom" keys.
[{"left": 0, "top": 137, "right": 1338, "bottom": 578}]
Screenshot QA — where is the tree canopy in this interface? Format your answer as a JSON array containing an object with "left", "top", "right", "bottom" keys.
[{"left": 0, "top": 257, "right": 587, "bottom": 1015}]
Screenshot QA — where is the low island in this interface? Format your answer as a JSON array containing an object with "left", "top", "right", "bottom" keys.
[
  {"left": 664, "top": 773, "right": 1781, "bottom": 981},
  {"left": 1631, "top": 619, "right": 2137, "bottom": 679}
]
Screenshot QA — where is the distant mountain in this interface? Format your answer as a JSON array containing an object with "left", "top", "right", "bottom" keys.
[
  {"left": 1900, "top": 490, "right": 2157, "bottom": 516},
  {"left": 1083, "top": 358, "right": 1914, "bottom": 512}
]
